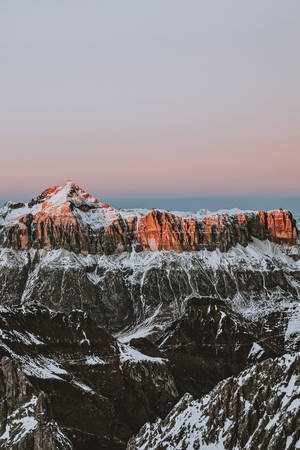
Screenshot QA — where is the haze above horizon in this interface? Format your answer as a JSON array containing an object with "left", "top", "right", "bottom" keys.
[
  {"left": 1, "top": 190, "right": 299, "bottom": 214},
  {"left": 1, "top": 1, "right": 299, "bottom": 196}
]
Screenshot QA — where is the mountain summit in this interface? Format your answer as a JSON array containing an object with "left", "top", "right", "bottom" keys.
[
  {"left": 1, "top": 181, "right": 114, "bottom": 225},
  {"left": 36, "top": 180, "right": 108, "bottom": 210}
]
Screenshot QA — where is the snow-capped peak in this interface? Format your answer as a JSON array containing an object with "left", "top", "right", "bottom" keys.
[
  {"left": 0, "top": 181, "right": 118, "bottom": 228},
  {"left": 40, "top": 181, "right": 106, "bottom": 209}
]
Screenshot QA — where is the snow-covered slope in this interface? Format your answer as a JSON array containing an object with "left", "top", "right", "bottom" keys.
[
  {"left": 0, "top": 236, "right": 299, "bottom": 350},
  {"left": 128, "top": 353, "right": 300, "bottom": 450}
]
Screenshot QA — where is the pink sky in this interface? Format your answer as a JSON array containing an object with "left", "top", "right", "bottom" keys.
[{"left": 1, "top": 1, "right": 299, "bottom": 198}]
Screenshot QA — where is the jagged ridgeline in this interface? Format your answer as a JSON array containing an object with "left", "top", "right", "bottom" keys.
[
  {"left": 0, "top": 182, "right": 299, "bottom": 340},
  {"left": 0, "top": 182, "right": 299, "bottom": 449},
  {"left": 0, "top": 181, "right": 298, "bottom": 253}
]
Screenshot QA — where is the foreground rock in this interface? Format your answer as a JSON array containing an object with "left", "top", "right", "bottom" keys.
[
  {"left": 0, "top": 304, "right": 178, "bottom": 449},
  {"left": 0, "top": 296, "right": 288, "bottom": 449},
  {"left": 127, "top": 353, "right": 300, "bottom": 450},
  {"left": 0, "top": 357, "right": 72, "bottom": 449}
]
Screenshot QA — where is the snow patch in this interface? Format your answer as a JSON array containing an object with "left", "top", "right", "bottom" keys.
[
  {"left": 118, "top": 343, "right": 165, "bottom": 365},
  {"left": 23, "top": 357, "right": 68, "bottom": 380},
  {"left": 85, "top": 355, "right": 106, "bottom": 365}
]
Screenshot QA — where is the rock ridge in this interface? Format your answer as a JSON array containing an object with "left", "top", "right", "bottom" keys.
[
  {"left": 127, "top": 353, "right": 300, "bottom": 450},
  {"left": 0, "top": 182, "right": 298, "bottom": 255}
]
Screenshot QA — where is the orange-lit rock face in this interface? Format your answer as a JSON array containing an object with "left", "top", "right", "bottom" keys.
[
  {"left": 0, "top": 183, "right": 298, "bottom": 254},
  {"left": 265, "top": 209, "right": 298, "bottom": 244},
  {"left": 0, "top": 182, "right": 118, "bottom": 254},
  {"left": 137, "top": 211, "right": 194, "bottom": 252}
]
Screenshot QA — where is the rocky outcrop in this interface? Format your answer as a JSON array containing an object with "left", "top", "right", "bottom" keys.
[
  {"left": 136, "top": 208, "right": 298, "bottom": 252},
  {"left": 127, "top": 353, "right": 300, "bottom": 450},
  {"left": 0, "top": 357, "right": 72, "bottom": 449},
  {"left": 0, "top": 304, "right": 179, "bottom": 449},
  {"left": 155, "top": 297, "right": 281, "bottom": 398},
  {"left": 0, "top": 297, "right": 290, "bottom": 450},
  {"left": 0, "top": 182, "right": 298, "bottom": 255}
]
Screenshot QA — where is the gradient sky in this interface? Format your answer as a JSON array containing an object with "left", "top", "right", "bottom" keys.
[{"left": 1, "top": 1, "right": 300, "bottom": 200}]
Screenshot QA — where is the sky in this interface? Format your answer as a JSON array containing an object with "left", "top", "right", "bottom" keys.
[{"left": 0, "top": 1, "right": 299, "bottom": 202}]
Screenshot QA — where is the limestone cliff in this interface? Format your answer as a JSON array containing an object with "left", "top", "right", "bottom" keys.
[{"left": 0, "top": 182, "right": 297, "bottom": 255}]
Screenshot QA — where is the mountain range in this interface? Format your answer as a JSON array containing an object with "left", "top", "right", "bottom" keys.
[{"left": 0, "top": 181, "right": 299, "bottom": 449}]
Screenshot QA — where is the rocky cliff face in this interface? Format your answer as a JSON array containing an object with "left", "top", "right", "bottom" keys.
[
  {"left": 0, "top": 357, "right": 72, "bottom": 449},
  {"left": 155, "top": 297, "right": 281, "bottom": 398},
  {"left": 137, "top": 208, "right": 298, "bottom": 251},
  {"left": 0, "top": 240, "right": 299, "bottom": 350},
  {"left": 127, "top": 353, "right": 300, "bottom": 450},
  {"left": 0, "top": 182, "right": 297, "bottom": 255}
]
